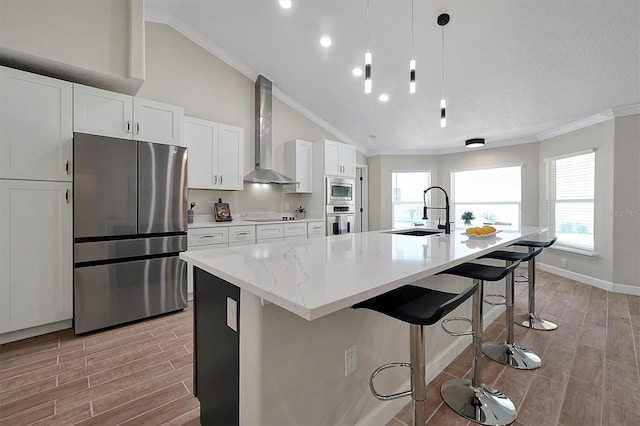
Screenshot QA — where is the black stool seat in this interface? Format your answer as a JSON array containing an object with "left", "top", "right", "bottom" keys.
[
  {"left": 437, "top": 262, "right": 520, "bottom": 282},
  {"left": 512, "top": 237, "right": 557, "bottom": 248},
  {"left": 353, "top": 284, "right": 478, "bottom": 326},
  {"left": 480, "top": 248, "right": 543, "bottom": 263}
]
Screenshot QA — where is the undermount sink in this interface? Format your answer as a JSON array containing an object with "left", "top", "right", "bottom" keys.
[{"left": 387, "top": 229, "right": 442, "bottom": 236}]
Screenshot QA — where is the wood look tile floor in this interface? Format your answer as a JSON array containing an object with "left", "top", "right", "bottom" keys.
[
  {"left": 388, "top": 270, "right": 640, "bottom": 426},
  {"left": 1, "top": 271, "right": 639, "bottom": 425},
  {"left": 0, "top": 305, "right": 198, "bottom": 426}
]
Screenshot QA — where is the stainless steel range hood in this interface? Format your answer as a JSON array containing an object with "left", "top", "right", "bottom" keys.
[{"left": 244, "top": 75, "right": 297, "bottom": 185}]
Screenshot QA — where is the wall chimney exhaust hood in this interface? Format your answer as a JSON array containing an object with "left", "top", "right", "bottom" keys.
[{"left": 244, "top": 75, "right": 297, "bottom": 185}]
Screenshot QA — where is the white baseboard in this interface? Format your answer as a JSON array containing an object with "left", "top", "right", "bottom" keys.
[
  {"left": 537, "top": 263, "right": 640, "bottom": 296},
  {"left": 0, "top": 320, "right": 72, "bottom": 345},
  {"left": 355, "top": 304, "right": 505, "bottom": 426}
]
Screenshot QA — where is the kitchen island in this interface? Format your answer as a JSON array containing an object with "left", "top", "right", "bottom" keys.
[{"left": 181, "top": 226, "right": 544, "bottom": 425}]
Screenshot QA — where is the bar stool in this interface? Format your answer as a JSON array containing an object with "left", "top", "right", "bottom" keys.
[
  {"left": 479, "top": 249, "right": 543, "bottom": 369},
  {"left": 353, "top": 283, "right": 479, "bottom": 426},
  {"left": 436, "top": 261, "right": 521, "bottom": 425},
  {"left": 511, "top": 237, "right": 558, "bottom": 330}
]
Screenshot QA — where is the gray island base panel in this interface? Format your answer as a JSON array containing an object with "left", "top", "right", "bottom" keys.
[{"left": 185, "top": 227, "right": 546, "bottom": 425}]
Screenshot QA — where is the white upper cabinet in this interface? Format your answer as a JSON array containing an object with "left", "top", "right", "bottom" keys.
[
  {"left": 0, "top": 66, "right": 73, "bottom": 181},
  {"left": 0, "top": 179, "right": 73, "bottom": 333},
  {"left": 74, "top": 84, "right": 183, "bottom": 145},
  {"left": 284, "top": 139, "right": 313, "bottom": 193},
  {"left": 183, "top": 117, "right": 244, "bottom": 191},
  {"left": 133, "top": 97, "right": 183, "bottom": 145},
  {"left": 217, "top": 124, "right": 244, "bottom": 190},
  {"left": 318, "top": 139, "right": 356, "bottom": 178}
]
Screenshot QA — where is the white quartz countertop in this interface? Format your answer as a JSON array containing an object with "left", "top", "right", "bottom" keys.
[
  {"left": 180, "top": 226, "right": 545, "bottom": 320},
  {"left": 188, "top": 218, "right": 323, "bottom": 228}
]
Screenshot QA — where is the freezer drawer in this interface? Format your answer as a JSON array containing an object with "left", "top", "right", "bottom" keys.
[
  {"left": 74, "top": 255, "right": 187, "bottom": 334},
  {"left": 74, "top": 235, "right": 187, "bottom": 264}
]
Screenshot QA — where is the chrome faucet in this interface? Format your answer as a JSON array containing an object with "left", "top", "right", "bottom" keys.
[{"left": 422, "top": 186, "right": 451, "bottom": 234}]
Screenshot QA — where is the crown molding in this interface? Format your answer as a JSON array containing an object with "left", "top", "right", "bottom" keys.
[
  {"left": 612, "top": 103, "right": 640, "bottom": 117},
  {"left": 536, "top": 110, "right": 614, "bottom": 141},
  {"left": 144, "top": 13, "right": 366, "bottom": 154}
]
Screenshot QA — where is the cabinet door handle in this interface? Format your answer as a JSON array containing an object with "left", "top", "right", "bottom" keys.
[
  {"left": 65, "top": 189, "right": 69, "bottom": 203},
  {"left": 136, "top": 122, "right": 141, "bottom": 134},
  {"left": 65, "top": 160, "right": 70, "bottom": 175},
  {"left": 214, "top": 175, "right": 218, "bottom": 184},
  {"left": 126, "top": 121, "right": 131, "bottom": 133},
  {"left": 220, "top": 175, "right": 223, "bottom": 184}
]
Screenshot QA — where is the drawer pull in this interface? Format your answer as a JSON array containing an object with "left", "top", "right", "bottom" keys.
[
  {"left": 236, "top": 232, "right": 250, "bottom": 235},
  {"left": 199, "top": 235, "right": 215, "bottom": 239}
]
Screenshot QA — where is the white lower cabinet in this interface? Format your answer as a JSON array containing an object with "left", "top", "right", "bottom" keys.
[
  {"left": 307, "top": 221, "right": 326, "bottom": 238},
  {"left": 284, "top": 222, "right": 307, "bottom": 240},
  {"left": 229, "top": 226, "right": 255, "bottom": 246},
  {"left": 187, "top": 227, "right": 229, "bottom": 295},
  {"left": 0, "top": 180, "right": 72, "bottom": 334},
  {"left": 256, "top": 224, "right": 284, "bottom": 244}
]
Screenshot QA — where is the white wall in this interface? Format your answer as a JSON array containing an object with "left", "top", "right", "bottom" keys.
[{"left": 538, "top": 120, "right": 615, "bottom": 282}]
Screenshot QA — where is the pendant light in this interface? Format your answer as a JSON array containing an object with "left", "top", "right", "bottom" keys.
[
  {"left": 365, "top": 0, "right": 372, "bottom": 94},
  {"left": 409, "top": 0, "right": 416, "bottom": 93},
  {"left": 438, "top": 13, "right": 450, "bottom": 128}
]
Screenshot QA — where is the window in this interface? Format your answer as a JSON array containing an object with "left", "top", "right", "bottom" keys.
[
  {"left": 451, "top": 166, "right": 521, "bottom": 230},
  {"left": 545, "top": 151, "right": 595, "bottom": 251},
  {"left": 392, "top": 171, "right": 431, "bottom": 229}
]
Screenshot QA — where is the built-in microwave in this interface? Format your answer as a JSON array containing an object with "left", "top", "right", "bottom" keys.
[{"left": 326, "top": 177, "right": 354, "bottom": 205}]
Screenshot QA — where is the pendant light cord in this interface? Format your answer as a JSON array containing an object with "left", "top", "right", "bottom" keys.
[
  {"left": 367, "top": 0, "right": 370, "bottom": 48},
  {"left": 441, "top": 24, "right": 445, "bottom": 99},
  {"left": 411, "top": 0, "right": 414, "bottom": 54}
]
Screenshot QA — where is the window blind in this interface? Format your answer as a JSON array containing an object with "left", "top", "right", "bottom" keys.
[{"left": 546, "top": 152, "right": 595, "bottom": 251}]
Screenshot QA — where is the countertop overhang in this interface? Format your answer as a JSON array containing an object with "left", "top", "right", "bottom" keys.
[{"left": 180, "top": 226, "right": 545, "bottom": 321}]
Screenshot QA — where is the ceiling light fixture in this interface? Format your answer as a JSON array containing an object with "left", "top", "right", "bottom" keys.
[
  {"left": 364, "top": 0, "right": 372, "bottom": 94},
  {"left": 379, "top": 94, "right": 389, "bottom": 102},
  {"left": 352, "top": 67, "right": 363, "bottom": 77},
  {"left": 279, "top": 0, "right": 292, "bottom": 10},
  {"left": 320, "top": 36, "right": 332, "bottom": 47},
  {"left": 465, "top": 138, "right": 485, "bottom": 148},
  {"left": 409, "top": 0, "right": 416, "bottom": 94},
  {"left": 438, "top": 13, "right": 450, "bottom": 128}
]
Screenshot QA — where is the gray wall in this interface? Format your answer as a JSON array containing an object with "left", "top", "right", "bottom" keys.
[
  {"left": 537, "top": 120, "right": 615, "bottom": 283},
  {"left": 368, "top": 155, "right": 439, "bottom": 230},
  {"left": 612, "top": 114, "right": 640, "bottom": 287},
  {"left": 138, "top": 22, "right": 343, "bottom": 217}
]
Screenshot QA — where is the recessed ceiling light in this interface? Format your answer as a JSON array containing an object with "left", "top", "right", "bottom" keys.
[
  {"left": 352, "top": 67, "right": 363, "bottom": 77},
  {"left": 320, "top": 36, "right": 332, "bottom": 47},
  {"left": 279, "top": 0, "right": 292, "bottom": 9},
  {"left": 379, "top": 94, "right": 389, "bottom": 102}
]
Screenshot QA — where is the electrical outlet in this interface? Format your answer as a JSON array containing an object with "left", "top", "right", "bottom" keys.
[
  {"left": 344, "top": 345, "right": 357, "bottom": 376},
  {"left": 284, "top": 202, "right": 290, "bottom": 210},
  {"left": 561, "top": 258, "right": 567, "bottom": 268}
]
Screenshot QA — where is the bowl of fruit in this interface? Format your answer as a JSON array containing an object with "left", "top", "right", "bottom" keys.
[{"left": 461, "top": 225, "right": 501, "bottom": 239}]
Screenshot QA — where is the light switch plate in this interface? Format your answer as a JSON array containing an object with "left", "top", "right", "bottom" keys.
[{"left": 227, "top": 297, "right": 238, "bottom": 332}]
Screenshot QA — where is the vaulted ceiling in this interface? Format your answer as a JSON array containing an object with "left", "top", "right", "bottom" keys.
[{"left": 146, "top": 0, "right": 640, "bottom": 155}]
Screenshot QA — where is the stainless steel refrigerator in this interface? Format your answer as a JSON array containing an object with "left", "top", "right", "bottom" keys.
[{"left": 73, "top": 133, "right": 188, "bottom": 334}]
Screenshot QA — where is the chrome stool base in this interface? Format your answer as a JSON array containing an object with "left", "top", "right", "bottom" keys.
[
  {"left": 483, "top": 341, "right": 542, "bottom": 369},
  {"left": 441, "top": 378, "right": 517, "bottom": 425},
  {"left": 516, "top": 312, "right": 558, "bottom": 331}
]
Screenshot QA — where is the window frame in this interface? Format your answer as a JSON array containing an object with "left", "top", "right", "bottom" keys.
[
  {"left": 450, "top": 164, "right": 523, "bottom": 231},
  {"left": 545, "top": 150, "right": 596, "bottom": 253},
  {"left": 391, "top": 170, "right": 431, "bottom": 229}
]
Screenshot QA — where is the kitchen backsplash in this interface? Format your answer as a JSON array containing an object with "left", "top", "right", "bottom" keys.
[{"left": 187, "top": 186, "right": 312, "bottom": 216}]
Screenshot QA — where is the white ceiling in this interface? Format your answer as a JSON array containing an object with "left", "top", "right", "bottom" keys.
[{"left": 146, "top": 0, "right": 640, "bottom": 155}]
